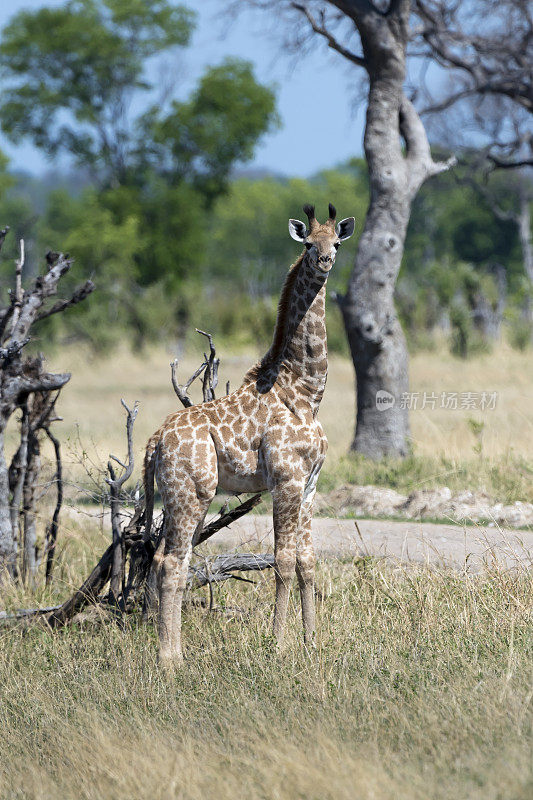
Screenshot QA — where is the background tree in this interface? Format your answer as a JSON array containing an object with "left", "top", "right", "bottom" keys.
[
  {"left": 0, "top": 0, "right": 278, "bottom": 345},
  {"left": 240, "top": 0, "right": 454, "bottom": 458},
  {"left": 0, "top": 0, "right": 195, "bottom": 187},
  {"left": 414, "top": 0, "right": 533, "bottom": 340},
  {"left": 414, "top": 0, "right": 533, "bottom": 170}
]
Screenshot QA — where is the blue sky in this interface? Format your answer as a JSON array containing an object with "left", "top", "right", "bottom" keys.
[{"left": 0, "top": 1, "right": 370, "bottom": 177}]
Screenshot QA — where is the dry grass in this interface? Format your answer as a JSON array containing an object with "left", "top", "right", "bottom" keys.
[
  {"left": 41, "top": 338, "right": 533, "bottom": 463},
  {"left": 1, "top": 544, "right": 531, "bottom": 800},
  {"left": 1, "top": 341, "right": 532, "bottom": 799},
  {"left": 408, "top": 341, "right": 533, "bottom": 462},
  {"left": 24, "top": 339, "right": 532, "bottom": 501}
]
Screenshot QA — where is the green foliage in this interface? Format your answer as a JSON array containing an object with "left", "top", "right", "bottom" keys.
[
  {"left": 405, "top": 163, "right": 522, "bottom": 290},
  {"left": 147, "top": 58, "right": 279, "bottom": 204},
  {"left": 0, "top": 1, "right": 277, "bottom": 202},
  {"left": 0, "top": 126, "right": 530, "bottom": 358},
  {"left": 0, "top": 1, "right": 278, "bottom": 347},
  {"left": 398, "top": 259, "right": 505, "bottom": 359},
  {"left": 0, "top": 0, "right": 195, "bottom": 180},
  {"left": 0, "top": 154, "right": 39, "bottom": 288},
  {"left": 103, "top": 179, "right": 206, "bottom": 289},
  {"left": 0, "top": 150, "right": 14, "bottom": 201},
  {"left": 507, "top": 313, "right": 533, "bottom": 351},
  {"left": 36, "top": 188, "right": 145, "bottom": 350}
]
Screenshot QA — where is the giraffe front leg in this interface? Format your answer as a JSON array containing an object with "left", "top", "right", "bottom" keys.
[
  {"left": 296, "top": 488, "right": 317, "bottom": 646},
  {"left": 272, "top": 484, "right": 303, "bottom": 646}
]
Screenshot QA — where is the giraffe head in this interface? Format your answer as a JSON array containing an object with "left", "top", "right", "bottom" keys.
[{"left": 288, "top": 203, "right": 355, "bottom": 273}]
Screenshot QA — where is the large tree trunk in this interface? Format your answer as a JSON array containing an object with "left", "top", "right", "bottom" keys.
[
  {"left": 339, "top": 78, "right": 412, "bottom": 457},
  {"left": 334, "top": 11, "right": 453, "bottom": 458}
]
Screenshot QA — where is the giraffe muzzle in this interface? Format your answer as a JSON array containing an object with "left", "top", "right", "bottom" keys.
[{"left": 316, "top": 256, "right": 333, "bottom": 273}]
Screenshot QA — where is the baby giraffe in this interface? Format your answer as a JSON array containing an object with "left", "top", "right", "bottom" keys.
[{"left": 144, "top": 203, "right": 355, "bottom": 665}]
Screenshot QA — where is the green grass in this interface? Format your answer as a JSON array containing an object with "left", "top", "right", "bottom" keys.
[
  {"left": 319, "top": 452, "right": 533, "bottom": 504},
  {"left": 1, "top": 559, "right": 531, "bottom": 800}
]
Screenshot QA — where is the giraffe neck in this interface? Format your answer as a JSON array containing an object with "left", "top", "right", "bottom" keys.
[{"left": 250, "top": 252, "right": 329, "bottom": 411}]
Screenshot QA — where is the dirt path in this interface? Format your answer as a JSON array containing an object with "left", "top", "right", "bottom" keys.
[{"left": 204, "top": 515, "right": 533, "bottom": 572}]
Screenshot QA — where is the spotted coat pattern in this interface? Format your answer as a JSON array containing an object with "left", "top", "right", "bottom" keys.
[{"left": 144, "top": 208, "right": 352, "bottom": 664}]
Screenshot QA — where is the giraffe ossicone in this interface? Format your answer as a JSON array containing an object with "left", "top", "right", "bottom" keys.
[{"left": 144, "top": 203, "right": 356, "bottom": 665}]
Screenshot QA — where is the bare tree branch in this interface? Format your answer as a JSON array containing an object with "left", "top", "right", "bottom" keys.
[
  {"left": 488, "top": 155, "right": 533, "bottom": 171},
  {"left": 399, "top": 95, "right": 456, "bottom": 195},
  {"left": 0, "top": 230, "right": 92, "bottom": 580},
  {"left": 192, "top": 493, "right": 263, "bottom": 547},
  {"left": 46, "top": 544, "right": 114, "bottom": 628},
  {"left": 189, "top": 552, "right": 275, "bottom": 589},
  {"left": 36, "top": 280, "right": 95, "bottom": 321},
  {"left": 170, "top": 358, "right": 206, "bottom": 408},
  {"left": 196, "top": 329, "right": 220, "bottom": 402},
  {"left": 0, "top": 226, "right": 9, "bottom": 254},
  {"left": 291, "top": 2, "right": 366, "bottom": 66},
  {"left": 414, "top": 0, "right": 533, "bottom": 169},
  {"left": 170, "top": 329, "right": 221, "bottom": 407},
  {"left": 10, "top": 240, "right": 25, "bottom": 334},
  {"left": 106, "top": 399, "right": 139, "bottom": 605},
  {"left": 5, "top": 254, "right": 74, "bottom": 350},
  {"left": 44, "top": 426, "right": 63, "bottom": 586}
]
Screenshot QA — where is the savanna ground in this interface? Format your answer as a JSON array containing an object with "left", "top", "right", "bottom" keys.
[{"left": 1, "top": 340, "right": 532, "bottom": 799}]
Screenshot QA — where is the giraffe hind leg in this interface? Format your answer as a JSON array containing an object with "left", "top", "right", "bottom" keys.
[{"left": 158, "top": 489, "right": 213, "bottom": 665}]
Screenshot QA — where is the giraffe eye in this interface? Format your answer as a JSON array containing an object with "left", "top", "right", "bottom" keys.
[
  {"left": 334, "top": 242, "right": 340, "bottom": 250},
  {"left": 305, "top": 242, "right": 313, "bottom": 250}
]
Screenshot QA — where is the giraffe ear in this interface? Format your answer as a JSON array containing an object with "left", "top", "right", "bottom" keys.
[
  {"left": 336, "top": 217, "right": 355, "bottom": 241},
  {"left": 288, "top": 219, "right": 307, "bottom": 242}
]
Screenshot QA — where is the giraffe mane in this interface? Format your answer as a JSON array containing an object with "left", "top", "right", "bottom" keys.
[{"left": 245, "top": 252, "right": 305, "bottom": 380}]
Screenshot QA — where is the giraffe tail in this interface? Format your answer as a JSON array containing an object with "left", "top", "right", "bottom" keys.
[{"left": 143, "top": 435, "right": 158, "bottom": 540}]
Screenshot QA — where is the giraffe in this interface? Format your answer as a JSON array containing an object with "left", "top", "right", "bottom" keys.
[{"left": 144, "top": 203, "right": 355, "bottom": 665}]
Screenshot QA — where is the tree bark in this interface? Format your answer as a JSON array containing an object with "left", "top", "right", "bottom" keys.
[
  {"left": 338, "top": 77, "right": 412, "bottom": 457},
  {"left": 517, "top": 189, "right": 533, "bottom": 285},
  {"left": 22, "top": 430, "right": 40, "bottom": 585},
  {"left": 0, "top": 429, "right": 16, "bottom": 578}
]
